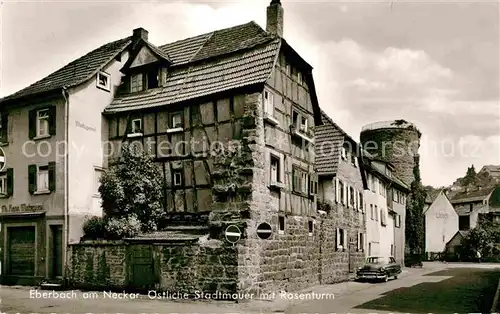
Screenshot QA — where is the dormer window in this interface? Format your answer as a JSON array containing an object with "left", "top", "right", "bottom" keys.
[
  {"left": 97, "top": 71, "right": 111, "bottom": 91},
  {"left": 147, "top": 68, "right": 159, "bottom": 89},
  {"left": 130, "top": 73, "right": 144, "bottom": 93}
]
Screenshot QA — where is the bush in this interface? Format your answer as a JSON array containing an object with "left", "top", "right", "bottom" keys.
[
  {"left": 82, "top": 216, "right": 105, "bottom": 239},
  {"left": 104, "top": 215, "right": 142, "bottom": 239}
]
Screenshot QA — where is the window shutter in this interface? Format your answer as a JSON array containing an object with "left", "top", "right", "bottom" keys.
[
  {"left": 343, "top": 230, "right": 347, "bottom": 252},
  {"left": 6, "top": 168, "right": 13, "bottom": 196},
  {"left": 355, "top": 191, "right": 359, "bottom": 211},
  {"left": 342, "top": 183, "right": 347, "bottom": 205},
  {"left": 29, "top": 109, "right": 36, "bottom": 139},
  {"left": 347, "top": 185, "right": 351, "bottom": 208},
  {"left": 28, "top": 164, "right": 37, "bottom": 194},
  {"left": 336, "top": 228, "right": 340, "bottom": 251},
  {"left": 48, "top": 106, "right": 56, "bottom": 135},
  {"left": 335, "top": 178, "right": 340, "bottom": 203},
  {"left": 48, "top": 162, "right": 56, "bottom": 191},
  {"left": 357, "top": 233, "right": 360, "bottom": 252},
  {"left": 1, "top": 112, "right": 8, "bottom": 142}
]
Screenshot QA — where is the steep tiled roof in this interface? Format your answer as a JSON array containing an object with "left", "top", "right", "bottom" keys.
[
  {"left": 370, "top": 161, "right": 409, "bottom": 191},
  {"left": 0, "top": 37, "right": 132, "bottom": 104},
  {"left": 106, "top": 22, "right": 279, "bottom": 113},
  {"left": 450, "top": 186, "right": 495, "bottom": 204},
  {"left": 315, "top": 111, "right": 345, "bottom": 176},
  {"left": 106, "top": 38, "right": 280, "bottom": 113},
  {"left": 425, "top": 189, "right": 441, "bottom": 204}
]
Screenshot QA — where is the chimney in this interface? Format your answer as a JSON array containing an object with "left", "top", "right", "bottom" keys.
[
  {"left": 266, "top": 0, "right": 284, "bottom": 37},
  {"left": 133, "top": 27, "right": 149, "bottom": 41}
]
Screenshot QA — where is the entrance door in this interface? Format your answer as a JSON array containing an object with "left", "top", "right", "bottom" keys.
[
  {"left": 51, "top": 225, "right": 63, "bottom": 278},
  {"left": 130, "top": 245, "right": 155, "bottom": 290},
  {"left": 8, "top": 226, "right": 36, "bottom": 276}
]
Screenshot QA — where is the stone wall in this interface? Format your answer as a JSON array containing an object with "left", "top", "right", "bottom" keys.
[
  {"left": 360, "top": 124, "right": 421, "bottom": 187},
  {"left": 68, "top": 240, "right": 238, "bottom": 295}
]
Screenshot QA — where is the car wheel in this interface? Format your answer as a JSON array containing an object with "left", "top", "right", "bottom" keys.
[
  {"left": 394, "top": 275, "right": 398, "bottom": 280},
  {"left": 383, "top": 274, "right": 389, "bottom": 282}
]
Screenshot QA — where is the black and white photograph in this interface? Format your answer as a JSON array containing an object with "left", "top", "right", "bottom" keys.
[{"left": 0, "top": 0, "right": 499, "bottom": 313}]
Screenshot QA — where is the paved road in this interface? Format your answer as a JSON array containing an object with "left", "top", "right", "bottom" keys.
[{"left": 0, "top": 262, "right": 497, "bottom": 313}]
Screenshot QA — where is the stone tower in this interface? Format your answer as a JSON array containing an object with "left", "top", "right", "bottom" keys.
[{"left": 360, "top": 120, "right": 422, "bottom": 187}]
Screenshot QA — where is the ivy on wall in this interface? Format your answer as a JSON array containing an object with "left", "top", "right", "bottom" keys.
[{"left": 405, "top": 155, "right": 426, "bottom": 263}]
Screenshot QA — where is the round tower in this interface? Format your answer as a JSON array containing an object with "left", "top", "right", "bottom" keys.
[{"left": 360, "top": 120, "right": 422, "bottom": 187}]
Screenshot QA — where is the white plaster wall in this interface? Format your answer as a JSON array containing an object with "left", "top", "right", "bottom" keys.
[
  {"left": 425, "top": 192, "right": 459, "bottom": 253},
  {"left": 67, "top": 51, "right": 129, "bottom": 244}
]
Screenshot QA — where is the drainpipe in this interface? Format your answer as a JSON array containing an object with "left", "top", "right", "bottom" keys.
[{"left": 62, "top": 87, "right": 69, "bottom": 284}]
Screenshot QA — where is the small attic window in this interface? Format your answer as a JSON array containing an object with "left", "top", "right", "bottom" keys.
[
  {"left": 147, "top": 68, "right": 159, "bottom": 89},
  {"left": 97, "top": 71, "right": 111, "bottom": 91}
]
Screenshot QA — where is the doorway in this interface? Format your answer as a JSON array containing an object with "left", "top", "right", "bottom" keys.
[
  {"left": 50, "top": 225, "right": 63, "bottom": 278},
  {"left": 7, "top": 226, "right": 36, "bottom": 276}
]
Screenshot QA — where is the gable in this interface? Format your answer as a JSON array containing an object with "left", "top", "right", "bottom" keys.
[
  {"left": 426, "top": 192, "right": 456, "bottom": 216},
  {"left": 130, "top": 46, "right": 160, "bottom": 68}
]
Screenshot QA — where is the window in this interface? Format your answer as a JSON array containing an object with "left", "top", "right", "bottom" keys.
[
  {"left": 292, "top": 167, "right": 309, "bottom": 195},
  {"left": 381, "top": 209, "right": 386, "bottom": 226},
  {"left": 351, "top": 153, "right": 357, "bottom": 166},
  {"left": 286, "top": 63, "right": 291, "bottom": 75},
  {"left": 37, "top": 109, "right": 50, "bottom": 137},
  {"left": 393, "top": 189, "right": 397, "bottom": 202},
  {"left": 370, "top": 204, "right": 374, "bottom": 220},
  {"left": 308, "top": 221, "right": 313, "bottom": 236},
  {"left": 339, "top": 180, "right": 345, "bottom": 204},
  {"left": 94, "top": 168, "right": 104, "bottom": 195},
  {"left": 130, "top": 73, "right": 143, "bottom": 93},
  {"left": 278, "top": 216, "right": 285, "bottom": 234},
  {"left": 379, "top": 181, "right": 385, "bottom": 197},
  {"left": 359, "top": 192, "right": 364, "bottom": 212},
  {"left": 263, "top": 90, "right": 275, "bottom": 117},
  {"left": 341, "top": 147, "right": 347, "bottom": 160},
  {"left": 390, "top": 247, "right": 394, "bottom": 257},
  {"left": 37, "top": 165, "right": 49, "bottom": 192},
  {"left": 147, "top": 68, "right": 159, "bottom": 89},
  {"left": 395, "top": 214, "right": 401, "bottom": 228},
  {"left": 293, "top": 111, "right": 299, "bottom": 126},
  {"left": 349, "top": 186, "right": 355, "bottom": 208},
  {"left": 459, "top": 216, "right": 470, "bottom": 231},
  {"left": 336, "top": 228, "right": 345, "bottom": 251},
  {"left": 270, "top": 155, "right": 280, "bottom": 184},
  {"left": 297, "top": 72, "right": 302, "bottom": 84},
  {"left": 171, "top": 113, "right": 183, "bottom": 129},
  {"left": 371, "top": 176, "right": 376, "bottom": 192},
  {"left": 131, "top": 118, "right": 142, "bottom": 134},
  {"left": 309, "top": 176, "right": 318, "bottom": 196},
  {"left": 0, "top": 174, "right": 6, "bottom": 195},
  {"left": 375, "top": 205, "right": 378, "bottom": 221},
  {"left": 300, "top": 116, "right": 308, "bottom": 133},
  {"left": 469, "top": 204, "right": 473, "bottom": 212},
  {"left": 173, "top": 170, "right": 183, "bottom": 187},
  {"left": 358, "top": 233, "right": 364, "bottom": 252},
  {"left": 96, "top": 71, "right": 111, "bottom": 91}
]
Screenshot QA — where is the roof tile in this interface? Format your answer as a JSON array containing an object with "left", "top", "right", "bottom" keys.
[{"left": 0, "top": 37, "right": 132, "bottom": 103}]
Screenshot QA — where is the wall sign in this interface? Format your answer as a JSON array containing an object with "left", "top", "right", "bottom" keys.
[
  {"left": 1, "top": 204, "right": 44, "bottom": 213},
  {"left": 75, "top": 121, "right": 96, "bottom": 132},
  {"left": 436, "top": 212, "right": 448, "bottom": 219}
]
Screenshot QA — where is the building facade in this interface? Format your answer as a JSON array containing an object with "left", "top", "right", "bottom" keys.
[
  {"left": 451, "top": 186, "right": 499, "bottom": 230},
  {"left": 0, "top": 0, "right": 338, "bottom": 294},
  {"left": 315, "top": 112, "right": 367, "bottom": 280},
  {"left": 362, "top": 159, "right": 408, "bottom": 265},
  {"left": 0, "top": 39, "right": 130, "bottom": 285},
  {"left": 423, "top": 190, "right": 458, "bottom": 259}
]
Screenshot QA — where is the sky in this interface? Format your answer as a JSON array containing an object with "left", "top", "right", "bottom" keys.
[{"left": 0, "top": 0, "right": 499, "bottom": 187}]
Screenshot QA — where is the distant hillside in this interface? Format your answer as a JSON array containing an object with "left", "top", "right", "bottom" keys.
[{"left": 424, "top": 164, "right": 500, "bottom": 203}]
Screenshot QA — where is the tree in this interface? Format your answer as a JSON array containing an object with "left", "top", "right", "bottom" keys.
[
  {"left": 99, "top": 142, "right": 165, "bottom": 238},
  {"left": 405, "top": 156, "right": 426, "bottom": 265},
  {"left": 462, "top": 164, "right": 478, "bottom": 186},
  {"left": 460, "top": 219, "right": 500, "bottom": 261}
]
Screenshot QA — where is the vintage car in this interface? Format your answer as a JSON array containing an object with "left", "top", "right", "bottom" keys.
[{"left": 356, "top": 256, "right": 402, "bottom": 282}]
